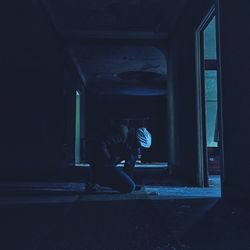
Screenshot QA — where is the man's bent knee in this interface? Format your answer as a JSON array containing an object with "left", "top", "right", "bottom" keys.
[{"left": 119, "top": 181, "right": 136, "bottom": 194}]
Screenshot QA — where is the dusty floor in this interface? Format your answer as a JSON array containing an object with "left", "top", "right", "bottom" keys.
[{"left": 0, "top": 177, "right": 249, "bottom": 250}]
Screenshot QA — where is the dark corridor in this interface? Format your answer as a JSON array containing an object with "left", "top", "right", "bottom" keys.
[{"left": 1, "top": 0, "right": 250, "bottom": 249}]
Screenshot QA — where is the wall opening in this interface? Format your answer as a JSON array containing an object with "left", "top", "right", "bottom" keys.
[
  {"left": 84, "top": 94, "right": 168, "bottom": 169},
  {"left": 75, "top": 90, "right": 81, "bottom": 164}
]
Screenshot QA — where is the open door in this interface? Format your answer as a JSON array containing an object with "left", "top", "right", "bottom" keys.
[{"left": 196, "top": 6, "right": 222, "bottom": 187}]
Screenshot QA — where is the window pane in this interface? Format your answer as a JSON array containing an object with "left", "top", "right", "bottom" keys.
[
  {"left": 204, "top": 16, "right": 217, "bottom": 60},
  {"left": 205, "top": 70, "right": 218, "bottom": 147}
]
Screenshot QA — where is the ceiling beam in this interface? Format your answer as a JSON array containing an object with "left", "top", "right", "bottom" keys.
[{"left": 64, "top": 31, "right": 168, "bottom": 41}]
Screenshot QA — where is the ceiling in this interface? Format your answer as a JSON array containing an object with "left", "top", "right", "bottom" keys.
[
  {"left": 43, "top": 0, "right": 188, "bottom": 96},
  {"left": 71, "top": 44, "right": 167, "bottom": 95}
]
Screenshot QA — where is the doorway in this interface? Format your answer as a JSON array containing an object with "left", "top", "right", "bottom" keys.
[{"left": 196, "top": 7, "right": 223, "bottom": 188}]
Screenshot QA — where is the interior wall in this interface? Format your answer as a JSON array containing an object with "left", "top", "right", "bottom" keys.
[
  {"left": 219, "top": 0, "right": 250, "bottom": 199},
  {"left": 0, "top": 1, "right": 65, "bottom": 171},
  {"left": 63, "top": 69, "right": 75, "bottom": 167},
  {"left": 63, "top": 58, "right": 87, "bottom": 165},
  {"left": 167, "top": 0, "right": 215, "bottom": 184}
]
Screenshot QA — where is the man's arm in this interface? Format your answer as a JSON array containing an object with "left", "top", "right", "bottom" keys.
[{"left": 123, "top": 148, "right": 139, "bottom": 177}]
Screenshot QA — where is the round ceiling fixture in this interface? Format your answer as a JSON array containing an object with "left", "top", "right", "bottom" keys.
[{"left": 117, "top": 71, "right": 162, "bottom": 81}]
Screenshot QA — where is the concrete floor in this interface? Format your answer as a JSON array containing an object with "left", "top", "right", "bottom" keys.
[
  {"left": 1, "top": 176, "right": 249, "bottom": 250},
  {"left": 0, "top": 197, "right": 249, "bottom": 250},
  {"left": 0, "top": 176, "right": 221, "bottom": 204}
]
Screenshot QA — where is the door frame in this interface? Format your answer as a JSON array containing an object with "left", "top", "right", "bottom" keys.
[{"left": 196, "top": 5, "right": 223, "bottom": 187}]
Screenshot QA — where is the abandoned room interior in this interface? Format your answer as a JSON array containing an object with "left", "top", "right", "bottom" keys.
[{"left": 1, "top": 0, "right": 250, "bottom": 249}]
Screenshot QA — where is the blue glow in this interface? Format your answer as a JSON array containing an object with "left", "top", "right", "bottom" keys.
[{"left": 204, "top": 16, "right": 217, "bottom": 60}]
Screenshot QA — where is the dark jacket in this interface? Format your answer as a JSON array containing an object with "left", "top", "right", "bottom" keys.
[{"left": 91, "top": 124, "right": 140, "bottom": 169}]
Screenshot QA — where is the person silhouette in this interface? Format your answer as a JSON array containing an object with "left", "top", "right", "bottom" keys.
[{"left": 86, "top": 121, "right": 152, "bottom": 193}]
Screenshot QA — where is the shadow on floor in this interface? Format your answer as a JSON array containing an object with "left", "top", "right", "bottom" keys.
[
  {"left": 4, "top": 177, "right": 248, "bottom": 250},
  {"left": 0, "top": 196, "right": 249, "bottom": 250}
]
